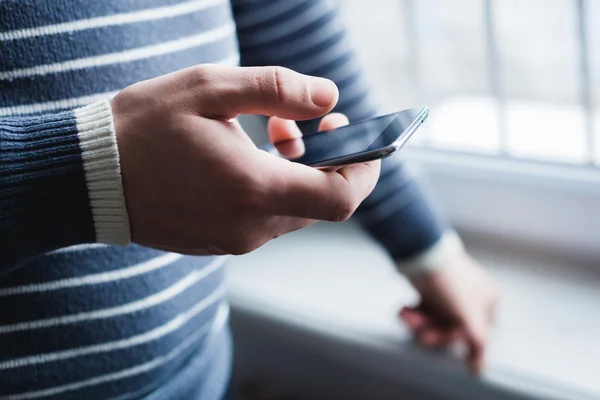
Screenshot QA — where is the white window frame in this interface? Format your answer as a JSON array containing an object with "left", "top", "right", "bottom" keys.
[{"left": 405, "top": 147, "right": 600, "bottom": 263}]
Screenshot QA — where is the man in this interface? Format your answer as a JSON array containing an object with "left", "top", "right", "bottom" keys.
[{"left": 0, "top": 0, "right": 498, "bottom": 398}]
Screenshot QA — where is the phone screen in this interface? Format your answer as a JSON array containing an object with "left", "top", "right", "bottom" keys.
[{"left": 275, "top": 107, "right": 426, "bottom": 166}]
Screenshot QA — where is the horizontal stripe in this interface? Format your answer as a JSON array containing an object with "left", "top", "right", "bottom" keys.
[
  {"left": 0, "top": 91, "right": 118, "bottom": 117},
  {"left": 271, "top": 23, "right": 344, "bottom": 63},
  {"left": 0, "top": 0, "right": 226, "bottom": 41},
  {"left": 0, "top": 253, "right": 184, "bottom": 297},
  {"left": 324, "top": 62, "right": 362, "bottom": 85},
  {"left": 335, "top": 91, "right": 371, "bottom": 115},
  {"left": 234, "top": 0, "right": 302, "bottom": 28},
  {"left": 0, "top": 257, "right": 225, "bottom": 335},
  {"left": 0, "top": 303, "right": 229, "bottom": 400},
  {"left": 0, "top": 284, "right": 226, "bottom": 370},
  {"left": 287, "top": 41, "right": 351, "bottom": 76},
  {"left": 0, "top": 23, "right": 235, "bottom": 80},
  {"left": 303, "top": 51, "right": 354, "bottom": 80},
  {"left": 238, "top": 1, "right": 334, "bottom": 46},
  {"left": 0, "top": 4, "right": 232, "bottom": 71},
  {"left": 0, "top": 52, "right": 239, "bottom": 116},
  {"left": 51, "top": 243, "right": 108, "bottom": 254},
  {"left": 241, "top": 22, "right": 344, "bottom": 66},
  {"left": 0, "top": 0, "right": 198, "bottom": 31}
]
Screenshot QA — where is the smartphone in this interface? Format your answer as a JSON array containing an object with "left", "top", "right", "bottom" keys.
[{"left": 272, "top": 106, "right": 429, "bottom": 169}]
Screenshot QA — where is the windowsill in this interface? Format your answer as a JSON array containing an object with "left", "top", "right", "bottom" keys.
[{"left": 227, "top": 221, "right": 600, "bottom": 400}]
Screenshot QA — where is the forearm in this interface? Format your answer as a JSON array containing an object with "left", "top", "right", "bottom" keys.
[
  {"left": 0, "top": 101, "right": 129, "bottom": 268},
  {"left": 233, "top": 0, "right": 455, "bottom": 267}
]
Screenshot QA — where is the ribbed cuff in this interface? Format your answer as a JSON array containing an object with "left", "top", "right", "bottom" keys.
[
  {"left": 395, "top": 230, "right": 464, "bottom": 277},
  {"left": 75, "top": 101, "right": 130, "bottom": 246}
]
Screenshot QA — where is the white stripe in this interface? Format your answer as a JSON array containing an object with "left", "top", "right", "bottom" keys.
[
  {"left": 0, "top": 0, "right": 227, "bottom": 42},
  {"left": 0, "top": 258, "right": 225, "bottom": 335},
  {"left": 0, "top": 91, "right": 117, "bottom": 117},
  {"left": 241, "top": 1, "right": 334, "bottom": 46},
  {"left": 0, "top": 253, "right": 184, "bottom": 297},
  {"left": 51, "top": 243, "right": 109, "bottom": 254},
  {"left": 0, "top": 52, "right": 239, "bottom": 117},
  {"left": 0, "top": 23, "right": 236, "bottom": 80},
  {"left": 0, "top": 304, "right": 229, "bottom": 400},
  {"left": 0, "top": 283, "right": 226, "bottom": 370}
]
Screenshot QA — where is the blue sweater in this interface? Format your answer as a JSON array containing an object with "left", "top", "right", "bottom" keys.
[{"left": 0, "top": 0, "right": 449, "bottom": 398}]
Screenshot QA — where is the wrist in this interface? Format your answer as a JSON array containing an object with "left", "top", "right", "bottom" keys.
[{"left": 395, "top": 230, "right": 464, "bottom": 278}]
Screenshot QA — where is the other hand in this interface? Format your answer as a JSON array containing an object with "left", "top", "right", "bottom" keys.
[{"left": 400, "top": 252, "right": 499, "bottom": 373}]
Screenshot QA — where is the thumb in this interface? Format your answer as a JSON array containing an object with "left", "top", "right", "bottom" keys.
[{"left": 190, "top": 65, "right": 338, "bottom": 120}]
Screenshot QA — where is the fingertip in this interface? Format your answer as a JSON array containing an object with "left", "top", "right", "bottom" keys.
[
  {"left": 399, "top": 309, "right": 429, "bottom": 331},
  {"left": 309, "top": 77, "right": 339, "bottom": 110}
]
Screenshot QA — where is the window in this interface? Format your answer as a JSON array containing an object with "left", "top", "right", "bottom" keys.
[
  {"left": 340, "top": 0, "right": 600, "bottom": 165},
  {"left": 339, "top": 0, "right": 600, "bottom": 262}
]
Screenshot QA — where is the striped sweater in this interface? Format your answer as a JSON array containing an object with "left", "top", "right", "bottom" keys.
[{"left": 0, "top": 0, "right": 452, "bottom": 398}]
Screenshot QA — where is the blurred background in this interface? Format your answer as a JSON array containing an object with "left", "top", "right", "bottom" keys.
[
  {"left": 228, "top": 1, "right": 600, "bottom": 400},
  {"left": 344, "top": 0, "right": 600, "bottom": 162}
]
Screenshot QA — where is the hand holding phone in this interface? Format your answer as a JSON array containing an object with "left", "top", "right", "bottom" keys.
[{"left": 269, "top": 106, "right": 429, "bottom": 169}]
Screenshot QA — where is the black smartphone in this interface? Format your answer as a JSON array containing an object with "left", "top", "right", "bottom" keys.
[{"left": 272, "top": 106, "right": 429, "bottom": 169}]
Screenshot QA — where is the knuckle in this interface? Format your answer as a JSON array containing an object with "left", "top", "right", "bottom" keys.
[
  {"left": 189, "top": 64, "right": 219, "bottom": 87},
  {"left": 258, "top": 66, "right": 298, "bottom": 105}
]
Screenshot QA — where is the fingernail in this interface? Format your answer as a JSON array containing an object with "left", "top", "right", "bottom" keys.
[{"left": 309, "top": 78, "right": 338, "bottom": 107}]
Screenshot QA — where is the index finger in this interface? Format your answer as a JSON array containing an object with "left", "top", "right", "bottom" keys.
[{"left": 190, "top": 65, "right": 339, "bottom": 120}]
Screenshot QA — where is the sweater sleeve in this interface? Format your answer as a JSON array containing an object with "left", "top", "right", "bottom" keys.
[
  {"left": 232, "top": 0, "right": 460, "bottom": 271},
  {"left": 0, "top": 100, "right": 130, "bottom": 269}
]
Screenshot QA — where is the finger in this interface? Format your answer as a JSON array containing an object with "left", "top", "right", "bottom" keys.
[
  {"left": 464, "top": 326, "right": 487, "bottom": 374},
  {"left": 441, "top": 327, "right": 462, "bottom": 344},
  {"left": 269, "top": 113, "right": 351, "bottom": 159},
  {"left": 268, "top": 117, "right": 305, "bottom": 159},
  {"left": 399, "top": 307, "right": 431, "bottom": 331},
  {"left": 418, "top": 329, "right": 445, "bottom": 349},
  {"left": 191, "top": 65, "right": 338, "bottom": 120},
  {"left": 318, "top": 113, "right": 350, "bottom": 131},
  {"left": 265, "top": 154, "right": 380, "bottom": 221}
]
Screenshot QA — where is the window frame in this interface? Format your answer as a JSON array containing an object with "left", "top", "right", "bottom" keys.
[{"left": 404, "top": 146, "right": 600, "bottom": 264}]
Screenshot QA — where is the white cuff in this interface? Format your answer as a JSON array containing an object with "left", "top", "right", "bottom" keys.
[
  {"left": 395, "top": 231, "right": 464, "bottom": 277},
  {"left": 75, "top": 100, "right": 131, "bottom": 246}
]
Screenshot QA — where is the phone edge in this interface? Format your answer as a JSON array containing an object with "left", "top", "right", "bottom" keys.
[{"left": 309, "top": 106, "right": 429, "bottom": 168}]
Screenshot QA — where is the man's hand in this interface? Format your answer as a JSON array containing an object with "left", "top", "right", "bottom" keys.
[
  {"left": 110, "top": 65, "right": 380, "bottom": 255},
  {"left": 399, "top": 252, "right": 499, "bottom": 373}
]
